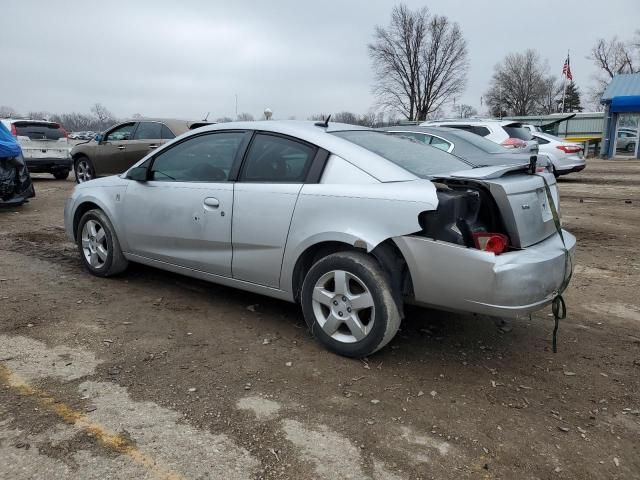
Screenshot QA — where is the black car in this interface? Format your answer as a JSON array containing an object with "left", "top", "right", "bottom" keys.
[{"left": 0, "top": 154, "right": 35, "bottom": 206}]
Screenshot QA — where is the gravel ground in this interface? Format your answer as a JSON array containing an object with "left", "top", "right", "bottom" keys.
[{"left": 1, "top": 159, "right": 639, "bottom": 479}]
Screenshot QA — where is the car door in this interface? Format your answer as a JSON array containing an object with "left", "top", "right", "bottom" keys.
[
  {"left": 121, "top": 131, "right": 248, "bottom": 276},
  {"left": 96, "top": 122, "right": 137, "bottom": 175},
  {"left": 232, "top": 132, "right": 317, "bottom": 287},
  {"left": 127, "top": 121, "right": 164, "bottom": 165}
]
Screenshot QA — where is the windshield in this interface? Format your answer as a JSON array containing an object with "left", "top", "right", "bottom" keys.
[
  {"left": 14, "top": 121, "right": 65, "bottom": 140},
  {"left": 332, "top": 130, "right": 472, "bottom": 177}
]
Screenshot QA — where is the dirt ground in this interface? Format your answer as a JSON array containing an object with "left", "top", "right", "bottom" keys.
[{"left": 1, "top": 159, "right": 639, "bottom": 480}]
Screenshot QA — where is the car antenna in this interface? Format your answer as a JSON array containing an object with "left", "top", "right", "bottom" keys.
[
  {"left": 202, "top": 112, "right": 210, "bottom": 121},
  {"left": 314, "top": 114, "right": 331, "bottom": 128}
]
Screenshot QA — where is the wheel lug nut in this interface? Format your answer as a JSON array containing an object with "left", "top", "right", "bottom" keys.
[
  {"left": 338, "top": 311, "right": 343, "bottom": 317},
  {"left": 342, "top": 296, "right": 346, "bottom": 301},
  {"left": 333, "top": 300, "right": 338, "bottom": 306},
  {"left": 347, "top": 307, "right": 352, "bottom": 313}
]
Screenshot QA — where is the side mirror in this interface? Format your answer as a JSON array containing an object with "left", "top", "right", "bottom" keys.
[
  {"left": 126, "top": 166, "right": 148, "bottom": 182},
  {"left": 95, "top": 134, "right": 103, "bottom": 143}
]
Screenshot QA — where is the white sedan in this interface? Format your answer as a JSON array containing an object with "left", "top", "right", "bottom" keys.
[{"left": 531, "top": 132, "right": 586, "bottom": 177}]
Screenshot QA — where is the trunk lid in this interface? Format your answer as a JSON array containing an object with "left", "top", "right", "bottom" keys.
[{"left": 444, "top": 165, "right": 559, "bottom": 248}]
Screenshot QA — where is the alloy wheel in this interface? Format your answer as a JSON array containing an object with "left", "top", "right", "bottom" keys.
[
  {"left": 311, "top": 270, "right": 375, "bottom": 343},
  {"left": 76, "top": 160, "right": 92, "bottom": 183},
  {"left": 81, "top": 219, "right": 108, "bottom": 268}
]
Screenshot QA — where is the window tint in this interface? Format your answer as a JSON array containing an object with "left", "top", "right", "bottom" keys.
[
  {"left": 161, "top": 124, "right": 175, "bottom": 139},
  {"left": 502, "top": 125, "right": 533, "bottom": 141},
  {"left": 13, "top": 122, "right": 65, "bottom": 140},
  {"left": 240, "top": 134, "right": 315, "bottom": 182},
  {"left": 105, "top": 123, "right": 135, "bottom": 142},
  {"left": 133, "top": 122, "right": 162, "bottom": 140},
  {"left": 429, "top": 136, "right": 451, "bottom": 151},
  {"left": 332, "top": 131, "right": 471, "bottom": 177},
  {"left": 534, "top": 135, "right": 550, "bottom": 145},
  {"left": 447, "top": 125, "right": 490, "bottom": 137},
  {"left": 150, "top": 132, "right": 244, "bottom": 182}
]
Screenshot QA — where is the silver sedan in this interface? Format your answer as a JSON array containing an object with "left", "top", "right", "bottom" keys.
[{"left": 64, "top": 121, "right": 576, "bottom": 357}]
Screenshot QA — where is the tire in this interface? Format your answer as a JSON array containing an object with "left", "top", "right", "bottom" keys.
[
  {"left": 76, "top": 209, "right": 128, "bottom": 277},
  {"left": 74, "top": 156, "right": 95, "bottom": 183},
  {"left": 301, "top": 251, "right": 401, "bottom": 358},
  {"left": 53, "top": 170, "right": 70, "bottom": 180}
]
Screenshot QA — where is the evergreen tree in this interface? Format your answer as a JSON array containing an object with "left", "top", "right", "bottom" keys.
[{"left": 563, "top": 81, "right": 583, "bottom": 112}]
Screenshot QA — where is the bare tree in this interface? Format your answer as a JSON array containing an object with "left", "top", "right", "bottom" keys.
[
  {"left": 90, "top": 103, "right": 116, "bottom": 129},
  {"left": 484, "top": 50, "right": 550, "bottom": 116},
  {"left": 236, "top": 112, "right": 255, "bottom": 121},
  {"left": 588, "top": 33, "right": 640, "bottom": 104},
  {"left": 369, "top": 4, "right": 468, "bottom": 121},
  {"left": 452, "top": 104, "right": 477, "bottom": 118},
  {"left": 215, "top": 116, "right": 234, "bottom": 123},
  {"left": 536, "top": 76, "right": 564, "bottom": 114},
  {"left": 0, "top": 106, "right": 20, "bottom": 118}
]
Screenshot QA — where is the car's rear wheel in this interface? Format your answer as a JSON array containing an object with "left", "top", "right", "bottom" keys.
[
  {"left": 301, "top": 251, "right": 401, "bottom": 358},
  {"left": 77, "top": 209, "right": 128, "bottom": 277},
  {"left": 53, "top": 170, "right": 70, "bottom": 180},
  {"left": 75, "top": 156, "right": 95, "bottom": 183}
]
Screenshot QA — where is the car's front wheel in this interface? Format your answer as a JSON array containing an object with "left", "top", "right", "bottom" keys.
[
  {"left": 75, "top": 156, "right": 95, "bottom": 183},
  {"left": 77, "top": 209, "right": 128, "bottom": 277},
  {"left": 301, "top": 251, "right": 401, "bottom": 358}
]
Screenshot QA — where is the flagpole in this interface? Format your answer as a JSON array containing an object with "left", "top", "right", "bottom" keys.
[{"left": 561, "top": 50, "right": 569, "bottom": 113}]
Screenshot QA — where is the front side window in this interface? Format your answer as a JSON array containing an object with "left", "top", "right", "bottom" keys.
[
  {"left": 240, "top": 134, "right": 315, "bottom": 182},
  {"left": 133, "top": 122, "right": 162, "bottom": 140},
  {"left": 150, "top": 132, "right": 245, "bottom": 182},
  {"left": 105, "top": 123, "right": 135, "bottom": 142}
]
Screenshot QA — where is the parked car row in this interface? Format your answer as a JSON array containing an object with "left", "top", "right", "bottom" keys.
[
  {"left": 69, "top": 131, "right": 97, "bottom": 140},
  {"left": 64, "top": 120, "right": 575, "bottom": 357}
]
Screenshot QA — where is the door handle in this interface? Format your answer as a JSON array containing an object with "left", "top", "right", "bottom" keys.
[
  {"left": 117, "top": 145, "right": 126, "bottom": 150},
  {"left": 149, "top": 144, "right": 158, "bottom": 149},
  {"left": 203, "top": 197, "right": 219, "bottom": 208}
]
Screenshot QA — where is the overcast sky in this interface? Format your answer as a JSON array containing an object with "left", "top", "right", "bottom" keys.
[{"left": 3, "top": 0, "right": 639, "bottom": 121}]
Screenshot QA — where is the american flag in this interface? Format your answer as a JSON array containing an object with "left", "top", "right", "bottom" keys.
[{"left": 562, "top": 54, "right": 573, "bottom": 80}]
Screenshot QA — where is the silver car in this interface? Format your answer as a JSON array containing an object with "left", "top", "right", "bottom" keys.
[{"left": 64, "top": 121, "right": 575, "bottom": 357}]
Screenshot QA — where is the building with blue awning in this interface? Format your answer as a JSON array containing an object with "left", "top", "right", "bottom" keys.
[{"left": 600, "top": 74, "right": 640, "bottom": 158}]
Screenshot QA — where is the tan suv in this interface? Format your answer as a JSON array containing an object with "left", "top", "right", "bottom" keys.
[{"left": 70, "top": 118, "right": 210, "bottom": 183}]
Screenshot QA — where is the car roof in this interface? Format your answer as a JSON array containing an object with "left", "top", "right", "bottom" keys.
[
  {"left": 1, "top": 118, "right": 60, "bottom": 126},
  {"left": 421, "top": 118, "right": 523, "bottom": 127},
  {"left": 173, "top": 120, "right": 416, "bottom": 183}
]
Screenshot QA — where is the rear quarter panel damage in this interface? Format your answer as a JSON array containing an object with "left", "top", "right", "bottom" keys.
[{"left": 280, "top": 179, "right": 438, "bottom": 292}]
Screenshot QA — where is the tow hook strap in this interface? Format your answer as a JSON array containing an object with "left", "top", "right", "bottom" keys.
[{"left": 537, "top": 174, "right": 572, "bottom": 353}]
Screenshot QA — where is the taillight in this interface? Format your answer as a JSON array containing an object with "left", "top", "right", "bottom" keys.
[
  {"left": 473, "top": 232, "right": 509, "bottom": 254},
  {"left": 501, "top": 137, "right": 525, "bottom": 149},
  {"left": 556, "top": 145, "right": 582, "bottom": 154},
  {"left": 10, "top": 124, "right": 17, "bottom": 136}
]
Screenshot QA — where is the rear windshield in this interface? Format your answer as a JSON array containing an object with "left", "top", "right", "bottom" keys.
[
  {"left": 14, "top": 122, "right": 65, "bottom": 140},
  {"left": 502, "top": 124, "right": 533, "bottom": 141},
  {"left": 331, "top": 130, "right": 472, "bottom": 177}
]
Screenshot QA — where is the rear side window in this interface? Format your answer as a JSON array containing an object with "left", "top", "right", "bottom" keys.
[
  {"left": 503, "top": 125, "right": 533, "bottom": 141},
  {"left": 240, "top": 134, "right": 315, "bottom": 182},
  {"left": 133, "top": 122, "right": 162, "bottom": 140},
  {"left": 150, "top": 132, "right": 245, "bottom": 182},
  {"left": 534, "top": 136, "right": 550, "bottom": 145},
  {"left": 161, "top": 124, "right": 175, "bottom": 139},
  {"left": 13, "top": 122, "right": 65, "bottom": 140},
  {"left": 388, "top": 131, "right": 429, "bottom": 143},
  {"left": 429, "top": 136, "right": 451, "bottom": 151}
]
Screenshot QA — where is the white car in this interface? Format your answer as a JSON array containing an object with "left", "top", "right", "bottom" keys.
[
  {"left": 531, "top": 132, "right": 585, "bottom": 177},
  {"left": 422, "top": 119, "right": 538, "bottom": 154},
  {"left": 0, "top": 118, "right": 72, "bottom": 179}
]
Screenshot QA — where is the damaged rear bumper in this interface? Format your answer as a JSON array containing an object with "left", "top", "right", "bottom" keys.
[{"left": 394, "top": 230, "right": 576, "bottom": 318}]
